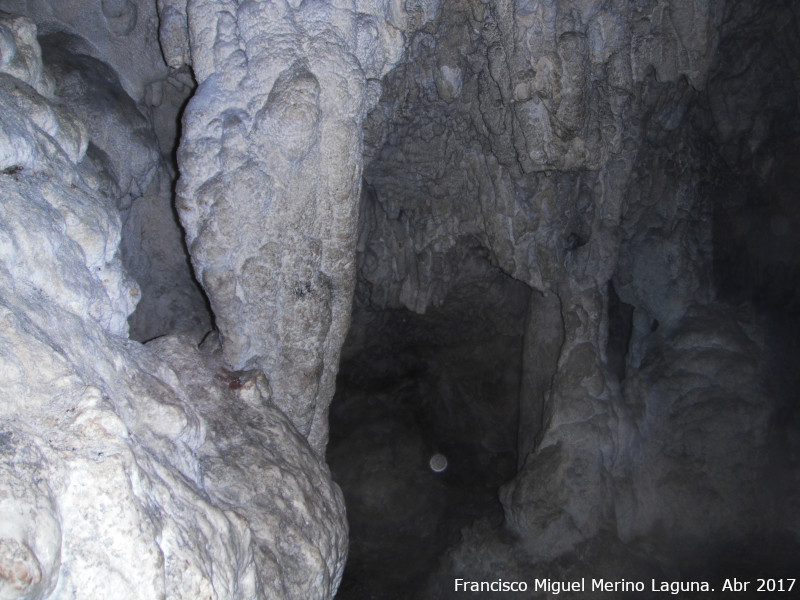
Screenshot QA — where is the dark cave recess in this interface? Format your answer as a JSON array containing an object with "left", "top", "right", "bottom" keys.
[{"left": 328, "top": 248, "right": 530, "bottom": 599}]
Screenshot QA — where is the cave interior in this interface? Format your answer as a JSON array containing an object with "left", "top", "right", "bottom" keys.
[{"left": 1, "top": 0, "right": 799, "bottom": 598}]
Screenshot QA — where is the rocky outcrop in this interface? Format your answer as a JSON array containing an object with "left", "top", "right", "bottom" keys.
[
  {"left": 36, "top": 33, "right": 210, "bottom": 342},
  {"left": 337, "top": 0, "right": 796, "bottom": 590},
  {"left": 0, "top": 15, "right": 346, "bottom": 599},
  {"left": 3, "top": 1, "right": 212, "bottom": 342},
  {"left": 0, "top": 0, "right": 166, "bottom": 101},
  {"left": 2, "top": 0, "right": 798, "bottom": 597},
  {"left": 171, "top": 0, "right": 419, "bottom": 454}
]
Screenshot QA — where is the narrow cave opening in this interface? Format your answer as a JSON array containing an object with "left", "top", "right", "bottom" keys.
[
  {"left": 35, "top": 29, "right": 212, "bottom": 343},
  {"left": 327, "top": 237, "right": 531, "bottom": 598}
]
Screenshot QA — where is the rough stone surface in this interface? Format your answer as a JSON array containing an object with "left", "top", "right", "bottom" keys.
[
  {"left": 39, "top": 35, "right": 161, "bottom": 208},
  {"left": 173, "top": 0, "right": 421, "bottom": 454},
  {"left": 2, "top": 0, "right": 799, "bottom": 598},
  {"left": 613, "top": 304, "right": 771, "bottom": 551},
  {"left": 0, "top": 16, "right": 346, "bottom": 599},
  {"left": 120, "top": 162, "right": 213, "bottom": 342},
  {"left": 351, "top": 0, "right": 726, "bottom": 565},
  {"left": 327, "top": 0, "right": 799, "bottom": 595},
  {"left": 359, "top": 0, "right": 721, "bottom": 304},
  {"left": 47, "top": 23, "right": 210, "bottom": 340},
  {"left": 1, "top": 2, "right": 212, "bottom": 342},
  {"left": 0, "top": 0, "right": 167, "bottom": 101}
]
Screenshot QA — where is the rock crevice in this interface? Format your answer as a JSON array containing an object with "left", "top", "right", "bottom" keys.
[{"left": 1, "top": 1, "right": 799, "bottom": 598}]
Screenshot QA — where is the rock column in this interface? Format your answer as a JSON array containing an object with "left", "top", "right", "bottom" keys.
[{"left": 170, "top": 0, "right": 408, "bottom": 454}]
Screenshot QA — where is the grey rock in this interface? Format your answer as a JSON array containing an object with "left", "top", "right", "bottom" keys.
[
  {"left": 174, "top": 0, "right": 414, "bottom": 454},
  {"left": 342, "top": 0, "right": 795, "bottom": 585},
  {"left": 0, "top": 0, "right": 167, "bottom": 101},
  {"left": 0, "top": 19, "right": 346, "bottom": 599},
  {"left": 1, "top": 0, "right": 798, "bottom": 596},
  {"left": 121, "top": 164, "right": 212, "bottom": 342},
  {"left": 31, "top": 29, "right": 210, "bottom": 342},
  {"left": 614, "top": 304, "right": 772, "bottom": 554},
  {"left": 40, "top": 36, "right": 160, "bottom": 207}
]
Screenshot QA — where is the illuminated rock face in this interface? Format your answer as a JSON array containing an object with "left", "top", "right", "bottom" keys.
[
  {"left": 172, "top": 0, "right": 415, "bottom": 455},
  {"left": 0, "top": 0, "right": 167, "bottom": 100},
  {"left": 1, "top": 0, "right": 799, "bottom": 599},
  {"left": 0, "top": 12, "right": 346, "bottom": 600}
]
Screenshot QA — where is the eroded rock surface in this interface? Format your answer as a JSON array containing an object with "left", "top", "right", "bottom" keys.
[
  {"left": 1, "top": 0, "right": 798, "bottom": 597},
  {"left": 1, "top": 1, "right": 213, "bottom": 342},
  {"left": 0, "top": 0, "right": 167, "bottom": 101},
  {"left": 172, "top": 0, "right": 422, "bottom": 454},
  {"left": 353, "top": 0, "right": 724, "bottom": 561},
  {"left": 0, "top": 16, "right": 346, "bottom": 599},
  {"left": 328, "top": 0, "right": 799, "bottom": 595}
]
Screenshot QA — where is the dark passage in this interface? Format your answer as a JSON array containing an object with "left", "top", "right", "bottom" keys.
[{"left": 327, "top": 245, "right": 530, "bottom": 599}]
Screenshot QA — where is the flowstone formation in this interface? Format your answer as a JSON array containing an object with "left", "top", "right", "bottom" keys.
[
  {"left": 0, "top": 12, "right": 346, "bottom": 599},
  {"left": 326, "top": 0, "right": 800, "bottom": 595},
  {"left": 170, "top": 0, "right": 420, "bottom": 455},
  {"left": 1, "top": 0, "right": 799, "bottom": 598}
]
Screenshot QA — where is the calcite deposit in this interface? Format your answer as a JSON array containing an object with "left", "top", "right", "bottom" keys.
[
  {"left": 172, "top": 0, "right": 417, "bottom": 455},
  {"left": 1, "top": 0, "right": 799, "bottom": 599},
  {"left": 0, "top": 0, "right": 166, "bottom": 101},
  {"left": 0, "top": 12, "right": 346, "bottom": 599}
]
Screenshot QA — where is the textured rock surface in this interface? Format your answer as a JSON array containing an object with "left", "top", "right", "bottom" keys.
[
  {"left": 173, "top": 0, "right": 419, "bottom": 454},
  {"left": 121, "top": 162, "right": 213, "bottom": 342},
  {"left": 613, "top": 304, "right": 771, "bottom": 551},
  {"left": 0, "top": 0, "right": 167, "bottom": 101},
  {"left": 1, "top": 0, "right": 799, "bottom": 598},
  {"left": 0, "top": 16, "right": 346, "bottom": 599},
  {"left": 1, "top": 1, "right": 212, "bottom": 342},
  {"left": 359, "top": 0, "right": 721, "bottom": 302},
  {"left": 353, "top": 0, "right": 725, "bottom": 562},
  {"left": 327, "top": 0, "right": 799, "bottom": 596}
]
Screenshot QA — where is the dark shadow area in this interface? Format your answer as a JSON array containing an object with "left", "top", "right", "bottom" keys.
[
  {"left": 328, "top": 246, "right": 530, "bottom": 599},
  {"left": 607, "top": 281, "right": 634, "bottom": 382},
  {"left": 704, "top": 5, "right": 800, "bottom": 529}
]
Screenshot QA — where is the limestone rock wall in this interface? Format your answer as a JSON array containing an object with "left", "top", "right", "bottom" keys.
[
  {"left": 0, "top": 15, "right": 346, "bottom": 599},
  {"left": 1, "top": 0, "right": 213, "bottom": 342},
  {"left": 352, "top": 0, "right": 789, "bottom": 574},
  {"left": 614, "top": 304, "right": 772, "bottom": 553},
  {"left": 1, "top": 0, "right": 797, "bottom": 596},
  {"left": 0, "top": 0, "right": 167, "bottom": 101},
  {"left": 360, "top": 0, "right": 721, "bottom": 307},
  {"left": 171, "top": 0, "right": 421, "bottom": 454},
  {"left": 37, "top": 34, "right": 211, "bottom": 342}
]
